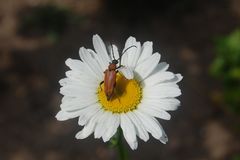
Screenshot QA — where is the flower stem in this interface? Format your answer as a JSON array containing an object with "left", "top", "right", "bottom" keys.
[
  {"left": 110, "top": 128, "right": 128, "bottom": 160},
  {"left": 116, "top": 128, "right": 128, "bottom": 160}
]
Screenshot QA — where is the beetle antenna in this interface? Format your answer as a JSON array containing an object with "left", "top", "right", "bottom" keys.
[
  {"left": 122, "top": 45, "right": 137, "bottom": 55},
  {"left": 117, "top": 45, "right": 137, "bottom": 61},
  {"left": 117, "top": 45, "right": 137, "bottom": 66}
]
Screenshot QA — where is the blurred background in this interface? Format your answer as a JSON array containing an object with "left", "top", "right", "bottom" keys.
[{"left": 0, "top": 0, "right": 240, "bottom": 159}]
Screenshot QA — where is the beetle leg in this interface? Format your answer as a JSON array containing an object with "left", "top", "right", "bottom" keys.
[
  {"left": 99, "top": 81, "right": 104, "bottom": 91},
  {"left": 116, "top": 65, "right": 124, "bottom": 69}
]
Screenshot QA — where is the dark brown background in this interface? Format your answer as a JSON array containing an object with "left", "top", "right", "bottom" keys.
[{"left": 0, "top": 0, "right": 240, "bottom": 159}]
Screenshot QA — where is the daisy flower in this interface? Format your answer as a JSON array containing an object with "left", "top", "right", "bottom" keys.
[{"left": 56, "top": 34, "right": 182, "bottom": 150}]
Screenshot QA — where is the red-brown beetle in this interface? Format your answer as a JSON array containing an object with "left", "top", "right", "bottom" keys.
[{"left": 100, "top": 45, "right": 136, "bottom": 101}]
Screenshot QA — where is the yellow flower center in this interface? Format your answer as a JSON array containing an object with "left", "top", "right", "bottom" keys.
[{"left": 97, "top": 73, "right": 142, "bottom": 113}]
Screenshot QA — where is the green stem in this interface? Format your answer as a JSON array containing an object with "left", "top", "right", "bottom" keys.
[
  {"left": 116, "top": 129, "right": 128, "bottom": 160},
  {"left": 109, "top": 128, "right": 128, "bottom": 160}
]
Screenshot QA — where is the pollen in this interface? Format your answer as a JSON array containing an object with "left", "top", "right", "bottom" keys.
[{"left": 97, "top": 73, "right": 142, "bottom": 113}]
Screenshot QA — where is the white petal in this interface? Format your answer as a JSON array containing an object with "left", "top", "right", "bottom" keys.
[
  {"left": 121, "top": 50, "right": 128, "bottom": 67},
  {"left": 65, "top": 58, "right": 85, "bottom": 71},
  {"left": 55, "top": 109, "right": 79, "bottom": 121},
  {"left": 138, "top": 103, "right": 171, "bottom": 120},
  {"left": 102, "top": 114, "right": 120, "bottom": 142},
  {"left": 94, "top": 111, "right": 111, "bottom": 139},
  {"left": 142, "top": 71, "right": 175, "bottom": 87},
  {"left": 60, "top": 94, "right": 97, "bottom": 104},
  {"left": 127, "top": 112, "right": 149, "bottom": 142},
  {"left": 65, "top": 70, "right": 82, "bottom": 79},
  {"left": 134, "top": 110, "right": 162, "bottom": 139},
  {"left": 149, "top": 62, "right": 169, "bottom": 76},
  {"left": 56, "top": 103, "right": 100, "bottom": 122},
  {"left": 124, "top": 36, "right": 136, "bottom": 51},
  {"left": 60, "top": 85, "right": 95, "bottom": 97},
  {"left": 60, "top": 96, "right": 97, "bottom": 112},
  {"left": 87, "top": 49, "right": 96, "bottom": 57},
  {"left": 75, "top": 122, "right": 94, "bottom": 139},
  {"left": 92, "top": 34, "right": 111, "bottom": 70},
  {"left": 59, "top": 77, "right": 98, "bottom": 90},
  {"left": 65, "top": 71, "right": 98, "bottom": 86},
  {"left": 87, "top": 48, "right": 106, "bottom": 70},
  {"left": 118, "top": 66, "right": 134, "bottom": 79},
  {"left": 135, "top": 53, "right": 161, "bottom": 79},
  {"left": 78, "top": 104, "right": 101, "bottom": 126},
  {"left": 66, "top": 58, "right": 95, "bottom": 80},
  {"left": 65, "top": 70, "right": 93, "bottom": 81},
  {"left": 127, "top": 42, "right": 141, "bottom": 69},
  {"left": 137, "top": 41, "right": 153, "bottom": 64},
  {"left": 93, "top": 54, "right": 106, "bottom": 72},
  {"left": 109, "top": 44, "right": 120, "bottom": 60},
  {"left": 142, "top": 98, "right": 180, "bottom": 111},
  {"left": 120, "top": 114, "right": 138, "bottom": 150},
  {"left": 144, "top": 83, "right": 181, "bottom": 98},
  {"left": 60, "top": 90, "right": 96, "bottom": 103},
  {"left": 121, "top": 36, "right": 137, "bottom": 67},
  {"left": 159, "top": 124, "right": 168, "bottom": 144},
  {"left": 61, "top": 96, "right": 75, "bottom": 103},
  {"left": 75, "top": 109, "right": 104, "bottom": 139},
  {"left": 148, "top": 116, "right": 168, "bottom": 144},
  {"left": 55, "top": 110, "right": 69, "bottom": 121},
  {"left": 79, "top": 47, "right": 103, "bottom": 81},
  {"left": 164, "top": 74, "right": 183, "bottom": 83}
]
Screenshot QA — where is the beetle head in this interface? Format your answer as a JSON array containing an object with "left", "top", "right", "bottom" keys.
[{"left": 112, "top": 59, "right": 118, "bottom": 64}]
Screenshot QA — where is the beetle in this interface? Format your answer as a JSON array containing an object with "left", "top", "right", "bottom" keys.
[{"left": 100, "top": 44, "right": 137, "bottom": 101}]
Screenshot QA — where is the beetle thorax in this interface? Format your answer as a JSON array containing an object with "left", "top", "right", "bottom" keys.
[{"left": 108, "top": 63, "right": 117, "bottom": 70}]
